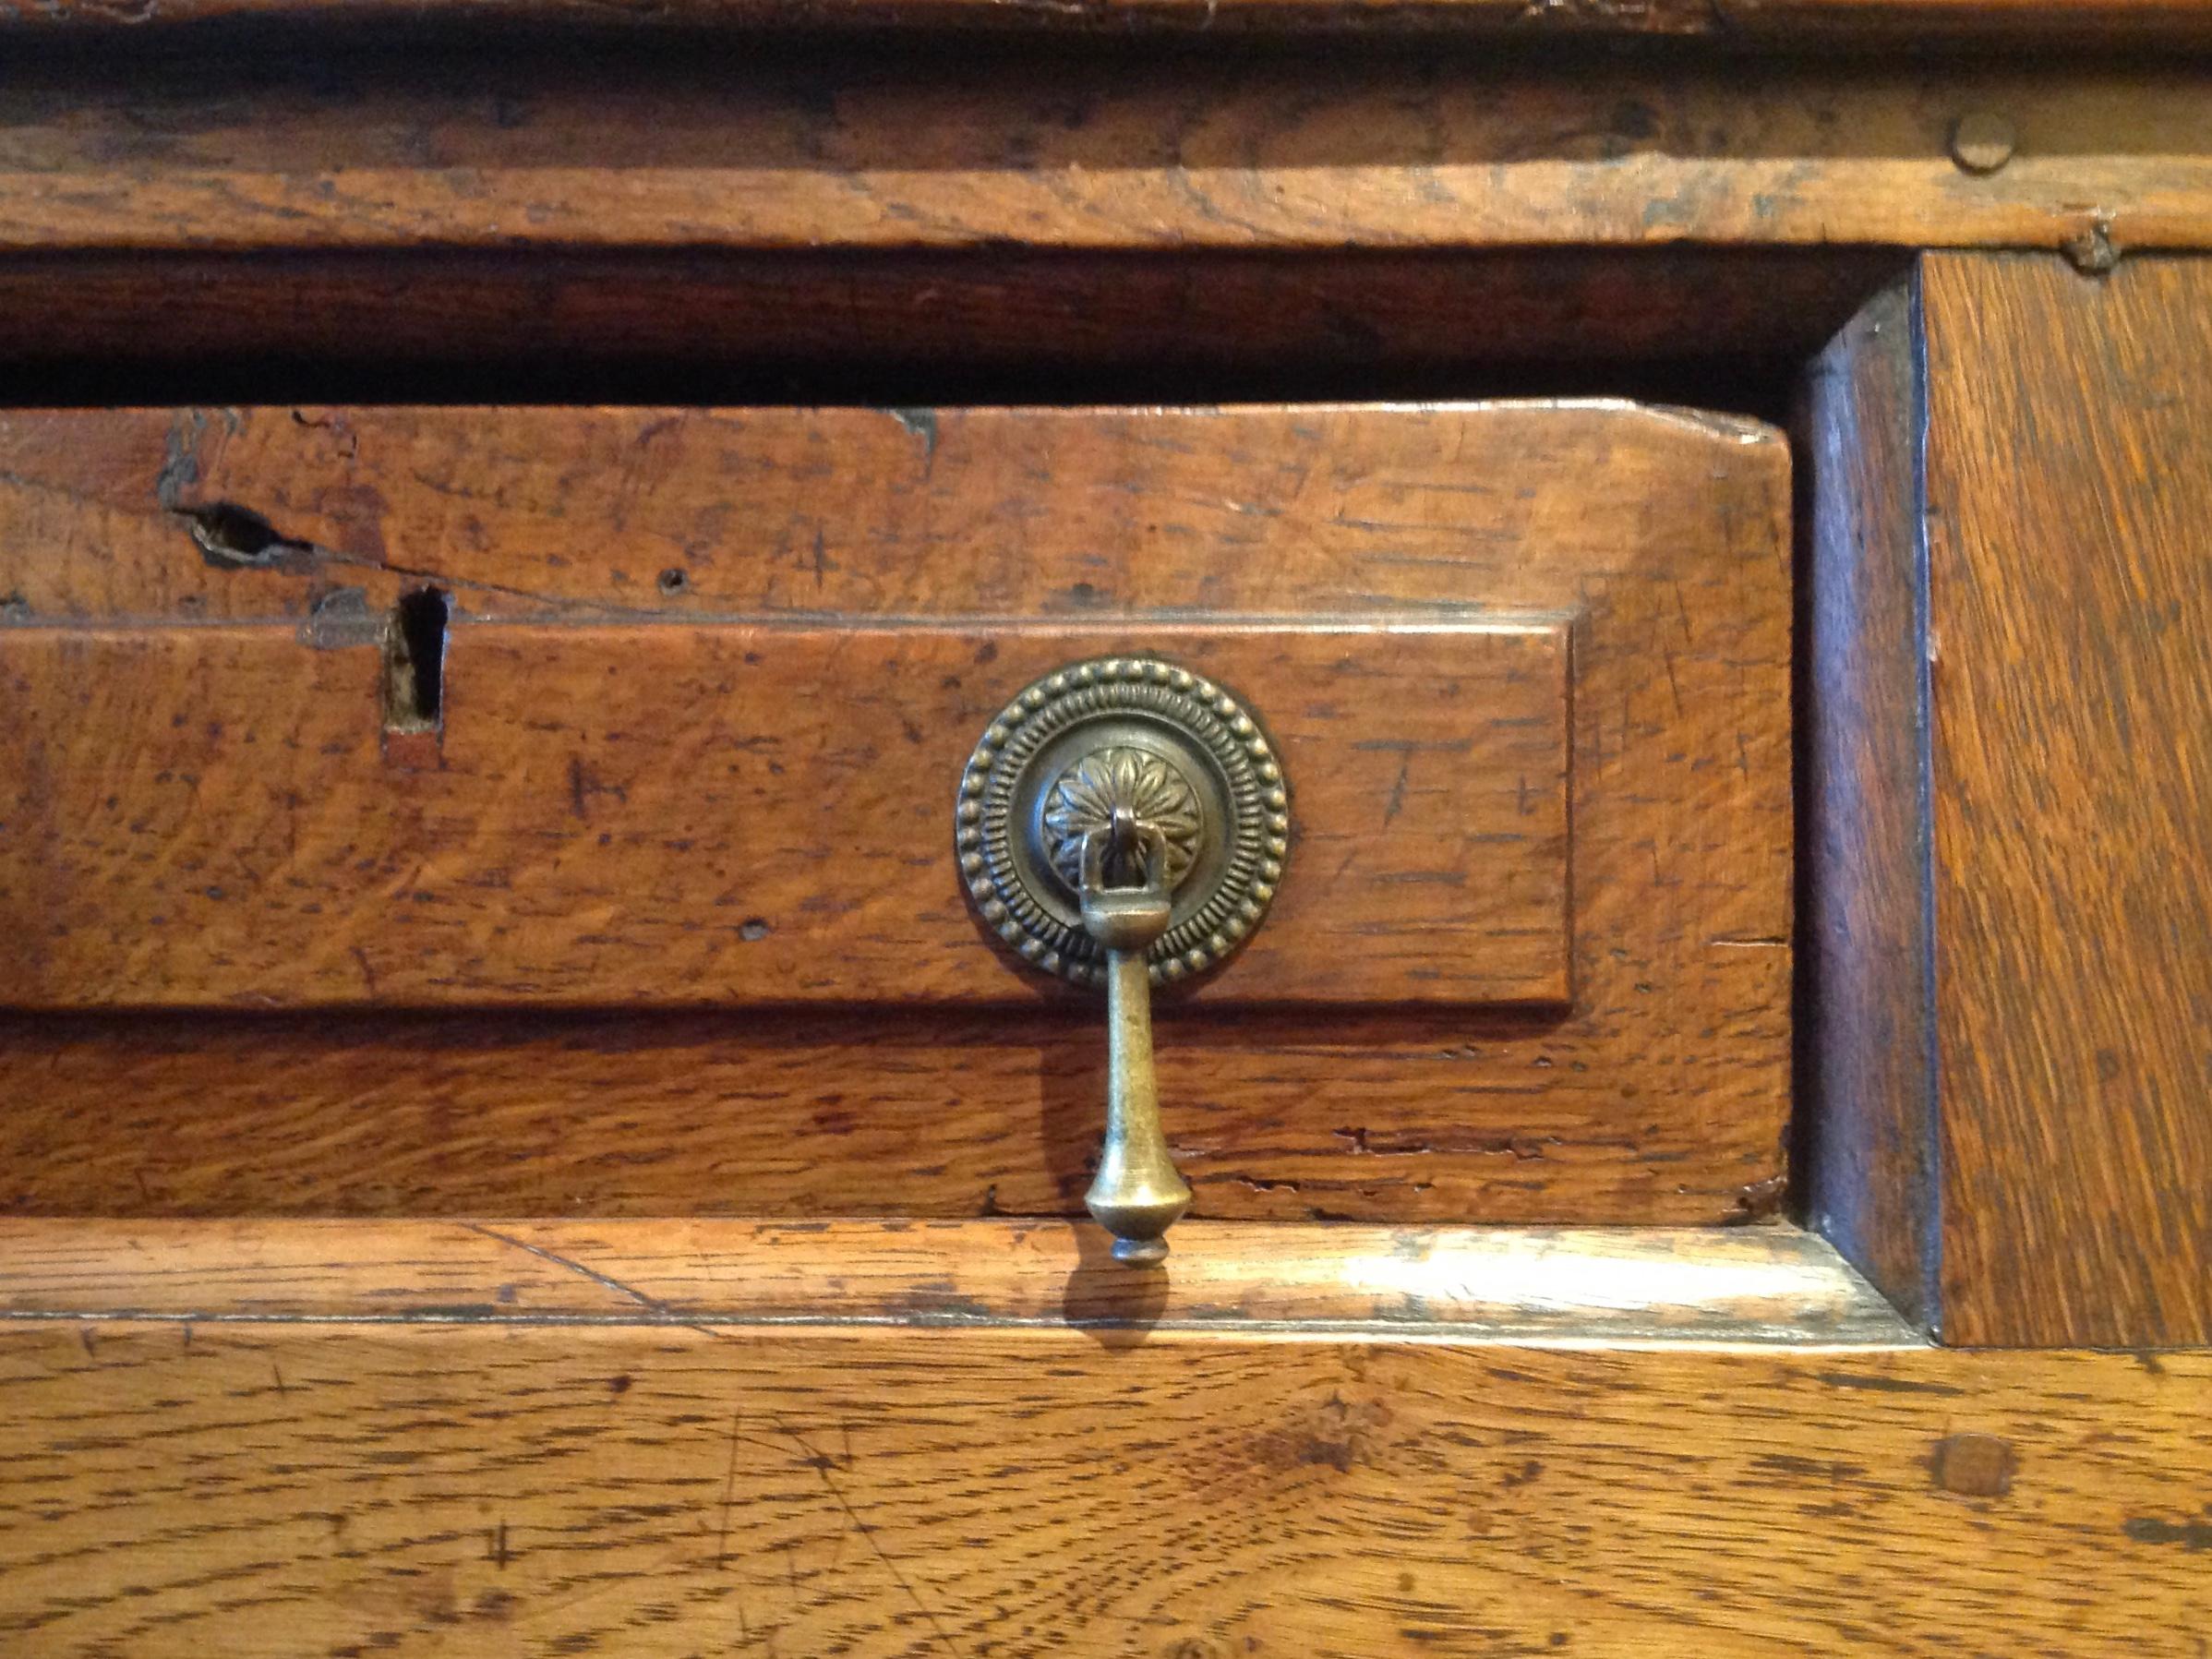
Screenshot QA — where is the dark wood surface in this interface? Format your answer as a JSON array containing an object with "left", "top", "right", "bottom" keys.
[
  {"left": 1797, "top": 279, "right": 1941, "bottom": 1333},
  {"left": 0, "top": 250, "right": 1905, "bottom": 404},
  {"left": 0, "top": 1290, "right": 2205, "bottom": 1654},
  {"left": 6, "top": 0, "right": 2211, "bottom": 39},
  {"left": 1917, "top": 254, "right": 2212, "bottom": 1348},
  {"left": 0, "top": 401, "right": 1792, "bottom": 1226},
  {"left": 0, "top": 60, "right": 2206, "bottom": 259}
]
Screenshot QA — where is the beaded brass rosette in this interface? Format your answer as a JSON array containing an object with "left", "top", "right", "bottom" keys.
[{"left": 955, "top": 656, "right": 1291, "bottom": 988}]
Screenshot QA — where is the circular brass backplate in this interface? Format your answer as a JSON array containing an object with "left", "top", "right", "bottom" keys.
[{"left": 956, "top": 657, "right": 1290, "bottom": 988}]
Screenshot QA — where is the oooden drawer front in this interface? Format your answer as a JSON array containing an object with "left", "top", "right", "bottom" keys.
[{"left": 0, "top": 402, "right": 1790, "bottom": 1225}]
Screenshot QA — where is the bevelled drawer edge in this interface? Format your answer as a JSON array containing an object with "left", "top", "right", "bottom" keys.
[{"left": 0, "top": 1218, "right": 1913, "bottom": 1346}]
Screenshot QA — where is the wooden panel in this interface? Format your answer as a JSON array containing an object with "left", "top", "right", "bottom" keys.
[
  {"left": 0, "top": 1317, "right": 2205, "bottom": 1653},
  {"left": 0, "top": 62, "right": 2207, "bottom": 258},
  {"left": 0, "top": 1218, "right": 1909, "bottom": 1342},
  {"left": 7, "top": 0, "right": 2212, "bottom": 39},
  {"left": 1797, "top": 279, "right": 1941, "bottom": 1332},
  {"left": 1918, "top": 254, "right": 2212, "bottom": 1348},
  {"left": 0, "top": 620, "right": 1571, "bottom": 1009},
  {"left": 0, "top": 401, "right": 1788, "bottom": 1225}
]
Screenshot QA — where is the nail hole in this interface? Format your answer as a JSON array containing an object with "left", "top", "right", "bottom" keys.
[
  {"left": 382, "top": 587, "right": 450, "bottom": 734},
  {"left": 739, "top": 918, "right": 772, "bottom": 942},
  {"left": 657, "top": 568, "right": 690, "bottom": 596}
]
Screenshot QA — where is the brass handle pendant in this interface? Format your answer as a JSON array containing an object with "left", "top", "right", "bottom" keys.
[
  {"left": 1077, "top": 817, "right": 1186, "bottom": 1263},
  {"left": 956, "top": 657, "right": 1291, "bottom": 1266}
]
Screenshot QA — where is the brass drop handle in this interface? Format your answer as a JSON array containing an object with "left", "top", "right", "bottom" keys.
[
  {"left": 956, "top": 656, "right": 1292, "bottom": 1268},
  {"left": 1075, "top": 816, "right": 1191, "bottom": 1265}
]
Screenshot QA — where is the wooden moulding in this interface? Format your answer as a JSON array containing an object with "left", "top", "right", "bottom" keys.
[
  {"left": 1802, "top": 252, "right": 2212, "bottom": 1348},
  {"left": 0, "top": 1217, "right": 1910, "bottom": 1343},
  {"left": 0, "top": 400, "right": 1789, "bottom": 1227},
  {"left": 0, "top": 61, "right": 2207, "bottom": 258},
  {"left": 2, "top": 1220, "right": 2209, "bottom": 1654}
]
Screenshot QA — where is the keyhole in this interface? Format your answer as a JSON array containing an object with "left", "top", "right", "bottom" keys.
[{"left": 381, "top": 587, "right": 450, "bottom": 735}]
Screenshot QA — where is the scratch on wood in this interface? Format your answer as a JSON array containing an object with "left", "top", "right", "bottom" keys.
[
  {"left": 348, "top": 946, "right": 380, "bottom": 998},
  {"left": 1383, "top": 760, "right": 1410, "bottom": 824},
  {"left": 460, "top": 1223, "right": 673, "bottom": 1317},
  {"left": 715, "top": 1412, "right": 745, "bottom": 1572},
  {"left": 783, "top": 1422, "right": 960, "bottom": 1658},
  {"left": 567, "top": 758, "right": 630, "bottom": 823},
  {"left": 1813, "top": 1370, "right": 1964, "bottom": 1398}
]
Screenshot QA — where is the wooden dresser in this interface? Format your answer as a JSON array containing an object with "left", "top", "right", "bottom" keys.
[{"left": 0, "top": 6, "right": 2206, "bottom": 1652}]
